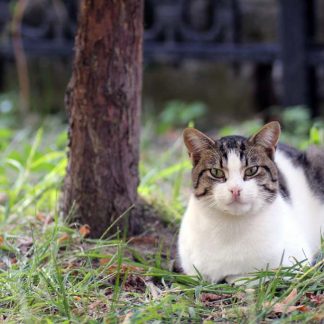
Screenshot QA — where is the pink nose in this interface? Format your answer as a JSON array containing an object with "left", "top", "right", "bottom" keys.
[{"left": 230, "top": 187, "right": 241, "bottom": 200}]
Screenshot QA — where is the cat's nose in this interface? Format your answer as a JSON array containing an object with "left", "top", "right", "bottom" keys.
[{"left": 230, "top": 187, "right": 241, "bottom": 200}]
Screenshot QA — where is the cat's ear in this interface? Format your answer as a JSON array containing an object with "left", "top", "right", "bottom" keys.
[
  {"left": 183, "top": 128, "right": 215, "bottom": 165},
  {"left": 249, "top": 121, "right": 281, "bottom": 156}
]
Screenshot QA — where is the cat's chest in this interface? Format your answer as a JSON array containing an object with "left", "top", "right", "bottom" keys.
[
  {"left": 190, "top": 211, "right": 283, "bottom": 259},
  {"left": 186, "top": 206, "right": 281, "bottom": 252},
  {"left": 183, "top": 214, "right": 284, "bottom": 282}
]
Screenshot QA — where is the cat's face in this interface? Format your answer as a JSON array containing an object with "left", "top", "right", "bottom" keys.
[{"left": 184, "top": 122, "right": 281, "bottom": 216}]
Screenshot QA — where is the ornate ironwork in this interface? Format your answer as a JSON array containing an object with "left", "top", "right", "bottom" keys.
[
  {"left": 0, "top": 0, "right": 78, "bottom": 57},
  {"left": 145, "top": 0, "right": 239, "bottom": 43},
  {"left": 0, "top": 0, "right": 323, "bottom": 114},
  {"left": 0, "top": 0, "right": 269, "bottom": 60}
]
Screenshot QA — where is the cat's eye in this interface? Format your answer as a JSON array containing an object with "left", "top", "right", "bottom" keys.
[
  {"left": 210, "top": 168, "right": 225, "bottom": 179},
  {"left": 245, "top": 166, "right": 259, "bottom": 177}
]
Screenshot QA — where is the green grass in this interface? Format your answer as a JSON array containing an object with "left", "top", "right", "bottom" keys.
[{"left": 0, "top": 113, "right": 324, "bottom": 322}]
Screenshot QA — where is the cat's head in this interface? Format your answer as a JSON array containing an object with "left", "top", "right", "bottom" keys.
[{"left": 183, "top": 122, "right": 281, "bottom": 216}]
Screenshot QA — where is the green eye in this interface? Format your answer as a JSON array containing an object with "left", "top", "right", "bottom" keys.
[
  {"left": 210, "top": 168, "right": 225, "bottom": 179},
  {"left": 245, "top": 166, "right": 259, "bottom": 177}
]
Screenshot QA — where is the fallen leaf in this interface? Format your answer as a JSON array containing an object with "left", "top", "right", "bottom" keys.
[
  {"left": 265, "top": 288, "right": 310, "bottom": 314},
  {"left": 201, "top": 293, "right": 232, "bottom": 307},
  {"left": 36, "top": 212, "right": 46, "bottom": 222},
  {"left": 79, "top": 224, "right": 91, "bottom": 237},
  {"left": 283, "top": 288, "right": 298, "bottom": 305},
  {"left": 201, "top": 293, "right": 232, "bottom": 303},
  {"left": 36, "top": 212, "right": 53, "bottom": 225},
  {"left": 0, "top": 236, "right": 4, "bottom": 245},
  {"left": 129, "top": 235, "right": 158, "bottom": 245},
  {"left": 99, "top": 257, "right": 111, "bottom": 266},
  {"left": 273, "top": 304, "right": 309, "bottom": 314},
  {"left": 295, "top": 305, "right": 310, "bottom": 312},
  {"left": 107, "top": 264, "right": 144, "bottom": 274},
  {"left": 57, "top": 233, "right": 70, "bottom": 244},
  {"left": 306, "top": 293, "right": 324, "bottom": 306}
]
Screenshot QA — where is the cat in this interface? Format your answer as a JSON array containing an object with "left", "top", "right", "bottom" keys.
[{"left": 178, "top": 122, "right": 324, "bottom": 283}]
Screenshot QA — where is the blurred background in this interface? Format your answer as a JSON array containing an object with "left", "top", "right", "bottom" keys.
[
  {"left": 2, "top": 2, "right": 324, "bottom": 320},
  {"left": 0, "top": 0, "right": 324, "bottom": 131}
]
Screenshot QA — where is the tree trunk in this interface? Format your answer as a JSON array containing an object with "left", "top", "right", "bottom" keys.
[{"left": 63, "top": 0, "right": 143, "bottom": 237}]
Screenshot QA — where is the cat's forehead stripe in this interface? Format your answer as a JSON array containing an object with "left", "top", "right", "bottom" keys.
[
  {"left": 217, "top": 136, "right": 247, "bottom": 162},
  {"left": 227, "top": 151, "right": 242, "bottom": 171},
  {"left": 217, "top": 136, "right": 248, "bottom": 169}
]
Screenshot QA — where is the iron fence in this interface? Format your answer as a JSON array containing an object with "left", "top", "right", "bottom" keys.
[{"left": 0, "top": 0, "right": 323, "bottom": 115}]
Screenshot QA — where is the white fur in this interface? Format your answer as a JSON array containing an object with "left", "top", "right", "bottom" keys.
[{"left": 178, "top": 150, "right": 324, "bottom": 283}]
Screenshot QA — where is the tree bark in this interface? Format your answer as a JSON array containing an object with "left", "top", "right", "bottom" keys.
[{"left": 63, "top": 0, "right": 143, "bottom": 237}]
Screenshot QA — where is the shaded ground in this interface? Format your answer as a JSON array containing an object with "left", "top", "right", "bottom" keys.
[{"left": 2, "top": 208, "right": 324, "bottom": 323}]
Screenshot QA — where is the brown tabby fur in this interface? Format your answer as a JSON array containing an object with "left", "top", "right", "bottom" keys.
[{"left": 184, "top": 124, "right": 285, "bottom": 203}]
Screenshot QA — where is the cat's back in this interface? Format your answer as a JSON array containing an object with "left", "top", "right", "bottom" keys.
[
  {"left": 275, "top": 143, "right": 324, "bottom": 253},
  {"left": 276, "top": 143, "right": 324, "bottom": 200}
]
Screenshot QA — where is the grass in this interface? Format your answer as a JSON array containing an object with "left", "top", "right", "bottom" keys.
[{"left": 0, "top": 111, "right": 324, "bottom": 322}]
